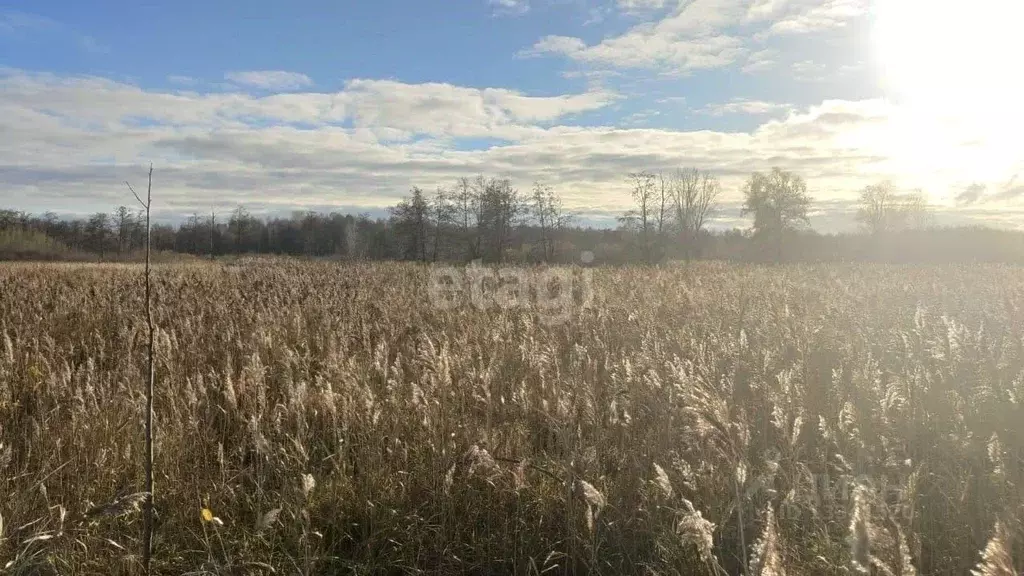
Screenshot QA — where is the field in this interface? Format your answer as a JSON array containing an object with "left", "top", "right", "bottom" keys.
[{"left": 0, "top": 260, "right": 1021, "bottom": 575}]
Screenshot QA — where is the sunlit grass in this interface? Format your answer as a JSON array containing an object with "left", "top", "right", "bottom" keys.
[{"left": 0, "top": 260, "right": 1020, "bottom": 574}]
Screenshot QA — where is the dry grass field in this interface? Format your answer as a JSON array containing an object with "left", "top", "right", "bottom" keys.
[{"left": 0, "top": 260, "right": 1021, "bottom": 574}]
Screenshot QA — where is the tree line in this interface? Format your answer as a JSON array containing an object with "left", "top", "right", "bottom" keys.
[{"left": 3, "top": 166, "right": 1018, "bottom": 265}]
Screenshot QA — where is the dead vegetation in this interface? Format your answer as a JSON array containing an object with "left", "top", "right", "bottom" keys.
[{"left": 0, "top": 260, "right": 1021, "bottom": 574}]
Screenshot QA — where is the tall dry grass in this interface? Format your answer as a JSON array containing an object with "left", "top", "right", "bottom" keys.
[{"left": 0, "top": 260, "right": 1021, "bottom": 574}]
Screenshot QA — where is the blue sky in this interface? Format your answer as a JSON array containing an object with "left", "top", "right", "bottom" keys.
[{"left": 2, "top": 0, "right": 1023, "bottom": 229}]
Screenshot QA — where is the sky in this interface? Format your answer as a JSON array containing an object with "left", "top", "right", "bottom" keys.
[{"left": 1, "top": 0, "right": 1023, "bottom": 230}]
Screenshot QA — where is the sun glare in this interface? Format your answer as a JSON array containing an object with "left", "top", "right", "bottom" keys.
[{"left": 874, "top": 0, "right": 1024, "bottom": 185}]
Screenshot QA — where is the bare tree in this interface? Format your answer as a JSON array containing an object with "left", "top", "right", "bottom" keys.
[
  {"left": 125, "top": 166, "right": 155, "bottom": 574},
  {"left": 531, "top": 182, "right": 570, "bottom": 262},
  {"left": 451, "top": 177, "right": 479, "bottom": 261},
  {"left": 0, "top": 209, "right": 25, "bottom": 231},
  {"left": 209, "top": 211, "right": 217, "bottom": 259},
  {"left": 657, "top": 174, "right": 671, "bottom": 249},
  {"left": 620, "top": 172, "right": 658, "bottom": 262},
  {"left": 132, "top": 208, "right": 147, "bottom": 250},
  {"left": 856, "top": 181, "right": 931, "bottom": 235},
  {"left": 229, "top": 207, "right": 255, "bottom": 253},
  {"left": 390, "top": 187, "right": 430, "bottom": 261},
  {"left": 114, "top": 205, "right": 134, "bottom": 256},
  {"left": 430, "top": 187, "right": 455, "bottom": 261},
  {"left": 85, "top": 212, "right": 113, "bottom": 258},
  {"left": 477, "top": 177, "right": 524, "bottom": 263},
  {"left": 742, "top": 167, "right": 811, "bottom": 262},
  {"left": 670, "top": 168, "right": 721, "bottom": 261}
]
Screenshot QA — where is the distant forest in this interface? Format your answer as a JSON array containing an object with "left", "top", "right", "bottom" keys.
[{"left": 4, "top": 168, "right": 1024, "bottom": 264}]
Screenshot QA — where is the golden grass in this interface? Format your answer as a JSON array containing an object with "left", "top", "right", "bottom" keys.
[{"left": 0, "top": 260, "right": 1021, "bottom": 574}]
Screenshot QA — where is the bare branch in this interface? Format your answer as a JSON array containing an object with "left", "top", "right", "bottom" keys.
[
  {"left": 125, "top": 180, "right": 148, "bottom": 210},
  {"left": 670, "top": 168, "right": 721, "bottom": 260}
]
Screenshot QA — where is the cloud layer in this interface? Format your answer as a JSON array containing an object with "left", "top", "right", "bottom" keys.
[
  {"left": 4, "top": 65, "right": 1021, "bottom": 229},
  {"left": 523, "top": 0, "right": 870, "bottom": 73}
]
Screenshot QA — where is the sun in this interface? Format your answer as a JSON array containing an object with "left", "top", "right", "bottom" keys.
[
  {"left": 874, "top": 0, "right": 1024, "bottom": 116},
  {"left": 873, "top": 0, "right": 1024, "bottom": 183}
]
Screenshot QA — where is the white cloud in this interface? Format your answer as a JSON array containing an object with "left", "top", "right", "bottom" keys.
[
  {"left": 485, "top": 87, "right": 620, "bottom": 122},
  {"left": 1, "top": 68, "right": 1021, "bottom": 229},
  {"left": 528, "top": 0, "right": 869, "bottom": 73},
  {"left": 699, "top": 98, "right": 789, "bottom": 116},
  {"left": 788, "top": 59, "right": 863, "bottom": 82},
  {"left": 520, "top": 35, "right": 587, "bottom": 58},
  {"left": 741, "top": 48, "right": 777, "bottom": 73},
  {"left": 338, "top": 79, "right": 616, "bottom": 139},
  {"left": 622, "top": 109, "right": 662, "bottom": 125},
  {"left": 526, "top": 0, "right": 749, "bottom": 71},
  {"left": 744, "top": 0, "right": 788, "bottom": 22},
  {"left": 656, "top": 96, "right": 687, "bottom": 106},
  {"left": 489, "top": 0, "right": 529, "bottom": 16},
  {"left": 583, "top": 6, "right": 612, "bottom": 26},
  {"left": 575, "top": 32, "right": 745, "bottom": 71},
  {"left": 225, "top": 70, "right": 314, "bottom": 91},
  {"left": 617, "top": 0, "right": 668, "bottom": 14},
  {"left": 765, "top": 0, "right": 870, "bottom": 35},
  {"left": 526, "top": 28, "right": 746, "bottom": 72}
]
